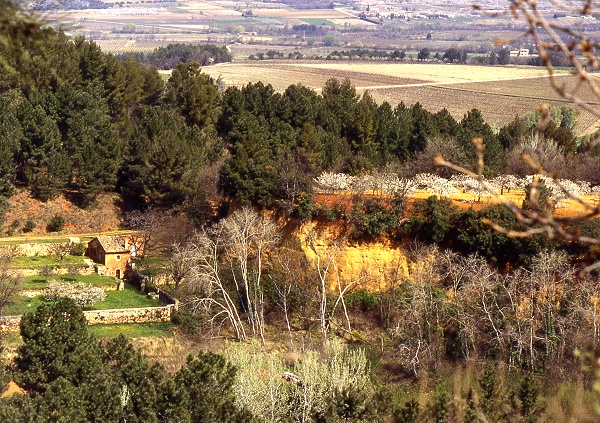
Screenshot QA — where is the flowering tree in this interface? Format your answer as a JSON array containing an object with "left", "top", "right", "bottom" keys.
[
  {"left": 414, "top": 173, "right": 460, "bottom": 197},
  {"left": 44, "top": 281, "right": 106, "bottom": 308},
  {"left": 313, "top": 172, "right": 354, "bottom": 191}
]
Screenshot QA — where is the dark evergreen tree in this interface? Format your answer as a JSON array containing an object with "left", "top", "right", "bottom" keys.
[
  {"left": 498, "top": 115, "right": 527, "bottom": 150},
  {"left": 103, "top": 335, "right": 168, "bottom": 423},
  {"left": 458, "top": 108, "right": 503, "bottom": 175},
  {"left": 16, "top": 98, "right": 69, "bottom": 201},
  {"left": 173, "top": 351, "right": 254, "bottom": 422},
  {"left": 57, "top": 80, "right": 120, "bottom": 205},
  {"left": 408, "top": 103, "right": 434, "bottom": 155},
  {"left": 0, "top": 95, "right": 22, "bottom": 194},
  {"left": 281, "top": 83, "right": 322, "bottom": 128},
  {"left": 321, "top": 77, "right": 358, "bottom": 139},
  {"left": 376, "top": 101, "right": 410, "bottom": 163},
  {"left": 119, "top": 106, "right": 206, "bottom": 208},
  {"left": 15, "top": 298, "right": 105, "bottom": 394},
  {"left": 167, "top": 61, "right": 221, "bottom": 129}
]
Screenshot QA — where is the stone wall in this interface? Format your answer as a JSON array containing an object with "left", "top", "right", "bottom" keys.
[
  {"left": 20, "top": 266, "right": 94, "bottom": 277},
  {"left": 83, "top": 305, "right": 174, "bottom": 325},
  {"left": 7, "top": 239, "right": 81, "bottom": 257},
  {"left": 0, "top": 305, "right": 174, "bottom": 332}
]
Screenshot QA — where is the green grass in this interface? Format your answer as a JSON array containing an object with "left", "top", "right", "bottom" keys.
[
  {"left": 88, "top": 322, "right": 174, "bottom": 338},
  {"left": 0, "top": 331, "right": 23, "bottom": 347},
  {"left": 92, "top": 284, "right": 163, "bottom": 310},
  {"left": 1, "top": 322, "right": 174, "bottom": 346},
  {"left": 0, "top": 236, "right": 94, "bottom": 245},
  {"left": 13, "top": 255, "right": 87, "bottom": 269},
  {"left": 23, "top": 274, "right": 118, "bottom": 289},
  {"left": 3, "top": 295, "right": 45, "bottom": 316},
  {"left": 4, "top": 283, "right": 162, "bottom": 316},
  {"left": 302, "top": 18, "right": 333, "bottom": 26}
]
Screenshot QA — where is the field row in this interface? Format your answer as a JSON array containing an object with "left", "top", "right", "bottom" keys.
[
  {"left": 449, "top": 74, "right": 600, "bottom": 105},
  {"left": 370, "top": 75, "right": 599, "bottom": 132},
  {"left": 293, "top": 62, "right": 553, "bottom": 83},
  {"left": 202, "top": 62, "right": 556, "bottom": 91},
  {"left": 202, "top": 62, "right": 427, "bottom": 91}
]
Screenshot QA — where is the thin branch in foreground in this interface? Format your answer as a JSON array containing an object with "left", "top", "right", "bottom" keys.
[{"left": 436, "top": 137, "right": 600, "bottom": 275}]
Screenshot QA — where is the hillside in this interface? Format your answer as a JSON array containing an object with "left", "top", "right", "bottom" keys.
[{"left": 3, "top": 190, "right": 123, "bottom": 236}]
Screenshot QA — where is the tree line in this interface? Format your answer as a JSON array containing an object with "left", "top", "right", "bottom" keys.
[
  {"left": 118, "top": 43, "right": 232, "bottom": 70},
  {"left": 1, "top": 4, "right": 598, "bottom": 226}
]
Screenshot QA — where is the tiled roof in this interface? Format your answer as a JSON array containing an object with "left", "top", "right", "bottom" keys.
[{"left": 95, "top": 236, "right": 130, "bottom": 253}]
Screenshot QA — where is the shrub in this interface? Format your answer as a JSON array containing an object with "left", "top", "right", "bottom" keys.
[
  {"left": 22, "top": 219, "right": 36, "bottom": 233},
  {"left": 522, "top": 181, "right": 554, "bottom": 215},
  {"left": 71, "top": 242, "right": 86, "bottom": 256},
  {"left": 401, "top": 196, "right": 456, "bottom": 244},
  {"left": 296, "top": 191, "right": 315, "bottom": 220},
  {"left": 144, "top": 278, "right": 158, "bottom": 294},
  {"left": 44, "top": 281, "right": 106, "bottom": 308},
  {"left": 345, "top": 289, "right": 379, "bottom": 312},
  {"left": 46, "top": 214, "right": 65, "bottom": 232},
  {"left": 171, "top": 309, "right": 202, "bottom": 335},
  {"left": 349, "top": 196, "right": 404, "bottom": 240},
  {"left": 6, "top": 218, "right": 19, "bottom": 236},
  {"left": 315, "top": 204, "right": 341, "bottom": 221}
]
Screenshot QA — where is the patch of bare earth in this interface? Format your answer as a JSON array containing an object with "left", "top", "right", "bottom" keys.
[{"left": 4, "top": 190, "right": 123, "bottom": 236}]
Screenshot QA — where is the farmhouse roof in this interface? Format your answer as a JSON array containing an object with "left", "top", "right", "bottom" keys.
[{"left": 94, "top": 236, "right": 130, "bottom": 253}]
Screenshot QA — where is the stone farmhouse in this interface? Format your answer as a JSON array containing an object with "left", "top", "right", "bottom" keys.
[{"left": 86, "top": 236, "right": 137, "bottom": 279}]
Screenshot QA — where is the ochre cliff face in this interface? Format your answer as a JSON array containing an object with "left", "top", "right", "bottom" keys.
[{"left": 293, "top": 221, "right": 410, "bottom": 291}]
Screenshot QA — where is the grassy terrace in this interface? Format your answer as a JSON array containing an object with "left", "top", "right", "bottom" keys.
[
  {"left": 88, "top": 322, "right": 174, "bottom": 338},
  {"left": 13, "top": 255, "right": 87, "bottom": 269},
  {"left": 4, "top": 284, "right": 163, "bottom": 316},
  {"left": 0, "top": 230, "right": 136, "bottom": 245},
  {"left": 23, "top": 274, "right": 117, "bottom": 289},
  {"left": 3, "top": 322, "right": 174, "bottom": 345},
  {"left": 0, "top": 237, "right": 94, "bottom": 245}
]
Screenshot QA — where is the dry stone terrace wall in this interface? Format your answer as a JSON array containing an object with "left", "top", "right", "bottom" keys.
[
  {"left": 0, "top": 305, "right": 174, "bottom": 333},
  {"left": 19, "top": 266, "right": 94, "bottom": 277},
  {"left": 12, "top": 242, "right": 80, "bottom": 257}
]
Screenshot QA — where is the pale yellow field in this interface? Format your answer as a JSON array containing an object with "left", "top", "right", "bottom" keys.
[
  {"left": 248, "top": 9, "right": 348, "bottom": 18},
  {"left": 292, "top": 63, "right": 556, "bottom": 83},
  {"left": 202, "top": 62, "right": 558, "bottom": 90},
  {"left": 179, "top": 1, "right": 229, "bottom": 11}
]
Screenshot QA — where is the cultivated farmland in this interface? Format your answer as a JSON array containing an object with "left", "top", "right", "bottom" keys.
[{"left": 201, "top": 62, "right": 599, "bottom": 133}]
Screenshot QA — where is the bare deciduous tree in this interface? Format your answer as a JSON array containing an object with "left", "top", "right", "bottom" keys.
[
  {"left": 169, "top": 239, "right": 200, "bottom": 293},
  {"left": 306, "top": 232, "right": 364, "bottom": 342},
  {"left": 49, "top": 242, "right": 71, "bottom": 261},
  {"left": 220, "top": 207, "right": 280, "bottom": 344},
  {"left": 125, "top": 208, "right": 169, "bottom": 258},
  {"left": 180, "top": 229, "right": 247, "bottom": 341},
  {"left": 179, "top": 208, "right": 280, "bottom": 343},
  {"left": 0, "top": 246, "right": 22, "bottom": 315}
]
